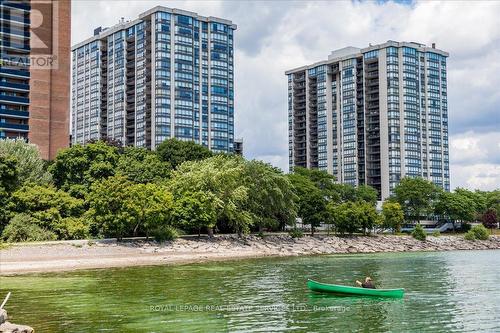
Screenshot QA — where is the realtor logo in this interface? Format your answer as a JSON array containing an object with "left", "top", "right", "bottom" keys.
[
  {"left": 1, "top": 0, "right": 58, "bottom": 69},
  {"left": 31, "top": 1, "right": 53, "bottom": 54}
]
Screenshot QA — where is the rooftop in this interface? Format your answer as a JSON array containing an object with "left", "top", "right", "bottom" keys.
[
  {"left": 285, "top": 40, "right": 449, "bottom": 75},
  {"left": 72, "top": 5, "right": 237, "bottom": 50}
]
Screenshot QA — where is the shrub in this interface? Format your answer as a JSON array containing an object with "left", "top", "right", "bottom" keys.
[
  {"left": 464, "top": 224, "right": 489, "bottom": 241},
  {"left": 2, "top": 214, "right": 57, "bottom": 242},
  {"left": 55, "top": 217, "right": 90, "bottom": 240},
  {"left": 411, "top": 224, "right": 426, "bottom": 241},
  {"left": 153, "top": 225, "right": 178, "bottom": 242},
  {"left": 288, "top": 228, "right": 304, "bottom": 239},
  {"left": 431, "top": 231, "right": 441, "bottom": 237},
  {"left": 464, "top": 231, "right": 475, "bottom": 241}
]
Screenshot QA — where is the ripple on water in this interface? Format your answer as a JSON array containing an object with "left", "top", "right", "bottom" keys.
[{"left": 0, "top": 250, "right": 499, "bottom": 332}]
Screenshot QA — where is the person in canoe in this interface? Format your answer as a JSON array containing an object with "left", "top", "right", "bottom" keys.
[{"left": 356, "top": 277, "right": 376, "bottom": 289}]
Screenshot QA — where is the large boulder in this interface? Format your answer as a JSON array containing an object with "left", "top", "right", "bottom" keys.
[{"left": 0, "top": 309, "right": 34, "bottom": 333}]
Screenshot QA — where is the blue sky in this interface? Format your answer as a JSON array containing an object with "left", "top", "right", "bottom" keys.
[{"left": 72, "top": 0, "right": 500, "bottom": 191}]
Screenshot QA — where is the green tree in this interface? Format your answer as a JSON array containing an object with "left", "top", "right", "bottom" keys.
[
  {"left": 169, "top": 155, "right": 251, "bottom": 236},
  {"left": 156, "top": 138, "right": 213, "bottom": 169},
  {"left": 330, "top": 183, "right": 357, "bottom": 203},
  {"left": 0, "top": 138, "right": 52, "bottom": 186},
  {"left": 0, "top": 155, "right": 18, "bottom": 230},
  {"left": 127, "top": 183, "right": 174, "bottom": 239},
  {"left": 434, "top": 191, "right": 475, "bottom": 230},
  {"left": 293, "top": 167, "right": 341, "bottom": 203},
  {"left": 355, "top": 185, "right": 379, "bottom": 206},
  {"left": 9, "top": 185, "right": 86, "bottom": 239},
  {"left": 454, "top": 188, "right": 486, "bottom": 220},
  {"left": 381, "top": 201, "right": 404, "bottom": 233},
  {"left": 49, "top": 141, "right": 119, "bottom": 196},
  {"left": 293, "top": 167, "right": 336, "bottom": 190},
  {"left": 116, "top": 147, "right": 171, "bottom": 184},
  {"left": 87, "top": 175, "right": 135, "bottom": 240},
  {"left": 244, "top": 160, "right": 297, "bottom": 232},
  {"left": 392, "top": 177, "right": 439, "bottom": 223},
  {"left": 171, "top": 191, "right": 218, "bottom": 237},
  {"left": 484, "top": 190, "right": 500, "bottom": 217},
  {"left": 288, "top": 172, "right": 327, "bottom": 236},
  {"left": 328, "top": 201, "right": 378, "bottom": 235}
]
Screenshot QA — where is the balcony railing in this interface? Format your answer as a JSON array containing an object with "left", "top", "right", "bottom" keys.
[
  {"left": 0, "top": 94, "right": 29, "bottom": 104},
  {"left": 0, "top": 108, "right": 29, "bottom": 118},
  {"left": 0, "top": 122, "right": 29, "bottom": 131},
  {"left": 0, "top": 81, "right": 29, "bottom": 91}
]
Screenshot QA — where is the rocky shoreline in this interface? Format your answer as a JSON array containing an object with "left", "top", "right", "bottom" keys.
[{"left": 1, "top": 234, "right": 499, "bottom": 275}]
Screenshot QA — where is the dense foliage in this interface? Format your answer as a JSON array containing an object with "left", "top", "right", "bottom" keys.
[
  {"left": 156, "top": 138, "right": 213, "bottom": 169},
  {"left": 464, "top": 224, "right": 490, "bottom": 241},
  {"left": 0, "top": 139, "right": 498, "bottom": 242},
  {"left": 0, "top": 154, "right": 18, "bottom": 228},
  {"left": 0, "top": 139, "right": 52, "bottom": 186},
  {"left": 411, "top": 224, "right": 427, "bottom": 241},
  {"left": 381, "top": 202, "right": 404, "bottom": 233},
  {"left": 391, "top": 177, "right": 439, "bottom": 222}
]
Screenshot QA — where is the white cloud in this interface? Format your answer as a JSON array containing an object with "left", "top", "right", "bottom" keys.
[
  {"left": 71, "top": 0, "right": 500, "bottom": 190},
  {"left": 449, "top": 131, "right": 500, "bottom": 190},
  {"left": 451, "top": 164, "right": 500, "bottom": 191}
]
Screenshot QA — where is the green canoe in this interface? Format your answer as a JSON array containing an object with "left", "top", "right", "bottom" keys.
[{"left": 307, "top": 279, "right": 404, "bottom": 298}]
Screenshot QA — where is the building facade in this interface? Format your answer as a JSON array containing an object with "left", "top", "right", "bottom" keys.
[
  {"left": 286, "top": 41, "right": 449, "bottom": 200},
  {"left": 234, "top": 137, "right": 243, "bottom": 156},
  {"left": 71, "top": 6, "right": 236, "bottom": 153},
  {"left": 0, "top": 0, "right": 71, "bottom": 160}
]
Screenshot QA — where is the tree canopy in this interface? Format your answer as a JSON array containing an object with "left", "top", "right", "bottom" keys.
[
  {"left": 156, "top": 138, "right": 213, "bottom": 169},
  {"left": 288, "top": 172, "right": 327, "bottom": 235},
  {"left": 392, "top": 177, "right": 439, "bottom": 222},
  {"left": 116, "top": 147, "right": 171, "bottom": 184},
  {"left": 381, "top": 202, "right": 404, "bottom": 233},
  {"left": 434, "top": 191, "right": 475, "bottom": 223},
  {"left": 0, "top": 139, "right": 52, "bottom": 186},
  {"left": 244, "top": 160, "right": 297, "bottom": 231},
  {"left": 1, "top": 139, "right": 499, "bottom": 242},
  {"left": 169, "top": 155, "right": 251, "bottom": 236},
  {"left": 49, "top": 141, "right": 120, "bottom": 195}
]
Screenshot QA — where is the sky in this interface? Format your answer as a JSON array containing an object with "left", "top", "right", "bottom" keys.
[{"left": 71, "top": 0, "right": 500, "bottom": 191}]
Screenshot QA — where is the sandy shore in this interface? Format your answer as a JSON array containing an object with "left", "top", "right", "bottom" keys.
[{"left": 1, "top": 234, "right": 499, "bottom": 275}]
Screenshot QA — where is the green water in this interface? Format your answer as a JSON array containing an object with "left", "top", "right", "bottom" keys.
[{"left": 1, "top": 250, "right": 499, "bottom": 332}]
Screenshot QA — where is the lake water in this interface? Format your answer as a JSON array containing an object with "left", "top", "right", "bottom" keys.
[{"left": 1, "top": 250, "right": 499, "bottom": 332}]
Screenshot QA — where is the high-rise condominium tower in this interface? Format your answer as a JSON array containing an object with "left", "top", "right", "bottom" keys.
[
  {"left": 0, "top": 0, "right": 71, "bottom": 159},
  {"left": 72, "top": 6, "right": 236, "bottom": 153},
  {"left": 286, "top": 41, "right": 449, "bottom": 200}
]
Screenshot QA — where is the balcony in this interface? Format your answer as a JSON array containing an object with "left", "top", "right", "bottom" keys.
[
  {"left": 0, "top": 81, "right": 29, "bottom": 92},
  {"left": 1, "top": 1, "right": 30, "bottom": 11},
  {"left": 0, "top": 108, "right": 29, "bottom": 118},
  {"left": 0, "top": 26, "right": 29, "bottom": 39},
  {"left": 0, "top": 122, "right": 29, "bottom": 131},
  {"left": 1, "top": 42, "right": 30, "bottom": 53},
  {"left": 0, "top": 68, "right": 29, "bottom": 78},
  {"left": 0, "top": 94, "right": 29, "bottom": 104},
  {"left": 0, "top": 14, "right": 30, "bottom": 30}
]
